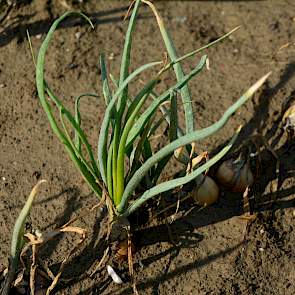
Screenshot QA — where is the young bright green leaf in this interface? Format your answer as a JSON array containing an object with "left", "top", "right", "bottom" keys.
[
  {"left": 107, "top": 141, "right": 114, "bottom": 199},
  {"left": 115, "top": 79, "right": 158, "bottom": 205},
  {"left": 111, "top": 0, "right": 141, "bottom": 189},
  {"left": 97, "top": 61, "right": 162, "bottom": 184},
  {"left": 128, "top": 114, "right": 155, "bottom": 181}
]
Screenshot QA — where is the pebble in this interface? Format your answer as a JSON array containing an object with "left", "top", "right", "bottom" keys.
[
  {"left": 75, "top": 32, "right": 81, "bottom": 39},
  {"left": 36, "top": 34, "right": 42, "bottom": 39},
  {"left": 138, "top": 260, "right": 144, "bottom": 269},
  {"left": 35, "top": 229, "right": 42, "bottom": 238},
  {"left": 206, "top": 58, "right": 210, "bottom": 70},
  {"left": 108, "top": 52, "right": 114, "bottom": 60},
  {"left": 174, "top": 16, "right": 187, "bottom": 24}
]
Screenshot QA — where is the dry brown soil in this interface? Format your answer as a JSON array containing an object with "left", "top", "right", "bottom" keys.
[{"left": 0, "top": 1, "right": 294, "bottom": 294}]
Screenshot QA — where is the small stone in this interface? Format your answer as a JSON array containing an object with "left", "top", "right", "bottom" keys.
[
  {"left": 174, "top": 16, "right": 187, "bottom": 24},
  {"left": 1, "top": 177, "right": 6, "bottom": 181},
  {"left": 36, "top": 34, "right": 42, "bottom": 39},
  {"left": 138, "top": 260, "right": 144, "bottom": 269},
  {"left": 108, "top": 52, "right": 114, "bottom": 60},
  {"left": 260, "top": 229, "right": 265, "bottom": 234},
  {"left": 75, "top": 32, "right": 81, "bottom": 39},
  {"left": 258, "top": 247, "right": 264, "bottom": 252},
  {"left": 35, "top": 229, "right": 42, "bottom": 238}
]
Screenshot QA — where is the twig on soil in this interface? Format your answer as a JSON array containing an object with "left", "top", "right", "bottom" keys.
[
  {"left": 0, "top": 1, "right": 14, "bottom": 25},
  {"left": 124, "top": 0, "right": 136, "bottom": 21},
  {"left": 90, "top": 245, "right": 110, "bottom": 278},
  {"left": 59, "top": 0, "right": 72, "bottom": 10},
  {"left": 276, "top": 42, "right": 295, "bottom": 53},
  {"left": 30, "top": 243, "right": 37, "bottom": 295},
  {"left": 45, "top": 226, "right": 87, "bottom": 295},
  {"left": 21, "top": 224, "right": 87, "bottom": 295},
  {"left": 38, "top": 265, "right": 55, "bottom": 282},
  {"left": 165, "top": 220, "right": 177, "bottom": 246},
  {"left": 124, "top": 225, "right": 139, "bottom": 295},
  {"left": 239, "top": 186, "right": 256, "bottom": 242},
  {"left": 150, "top": 193, "right": 191, "bottom": 222},
  {"left": 62, "top": 195, "right": 105, "bottom": 228}
]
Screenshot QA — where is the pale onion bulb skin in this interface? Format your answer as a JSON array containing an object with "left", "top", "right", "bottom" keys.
[
  {"left": 174, "top": 146, "right": 190, "bottom": 164},
  {"left": 216, "top": 159, "right": 254, "bottom": 192},
  {"left": 191, "top": 176, "right": 219, "bottom": 206}
]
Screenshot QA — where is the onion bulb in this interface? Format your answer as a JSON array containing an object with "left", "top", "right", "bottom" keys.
[
  {"left": 174, "top": 146, "right": 190, "bottom": 164},
  {"left": 216, "top": 159, "right": 254, "bottom": 192},
  {"left": 190, "top": 176, "right": 219, "bottom": 206}
]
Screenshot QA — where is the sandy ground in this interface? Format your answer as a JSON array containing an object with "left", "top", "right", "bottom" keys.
[{"left": 0, "top": 1, "right": 294, "bottom": 294}]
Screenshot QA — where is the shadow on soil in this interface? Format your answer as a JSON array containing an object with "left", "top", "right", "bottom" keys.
[{"left": 0, "top": 4, "right": 152, "bottom": 47}]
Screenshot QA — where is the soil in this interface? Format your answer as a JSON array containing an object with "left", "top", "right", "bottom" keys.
[{"left": 0, "top": 0, "right": 294, "bottom": 294}]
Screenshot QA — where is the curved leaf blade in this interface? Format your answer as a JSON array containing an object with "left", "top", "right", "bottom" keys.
[
  {"left": 118, "top": 72, "right": 271, "bottom": 213},
  {"left": 121, "top": 127, "right": 240, "bottom": 216},
  {"left": 126, "top": 55, "right": 207, "bottom": 150}
]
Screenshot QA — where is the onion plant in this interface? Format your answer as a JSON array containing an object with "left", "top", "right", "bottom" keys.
[{"left": 35, "top": 0, "right": 270, "bottom": 225}]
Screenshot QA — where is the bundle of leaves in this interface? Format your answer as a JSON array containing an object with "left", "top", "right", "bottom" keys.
[{"left": 35, "top": 0, "right": 270, "bottom": 237}]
